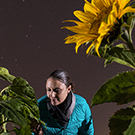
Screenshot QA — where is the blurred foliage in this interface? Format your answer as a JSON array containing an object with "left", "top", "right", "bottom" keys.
[{"left": 0, "top": 67, "right": 44, "bottom": 135}]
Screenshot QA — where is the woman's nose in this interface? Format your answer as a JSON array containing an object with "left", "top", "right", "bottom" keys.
[{"left": 51, "top": 91, "right": 56, "bottom": 98}]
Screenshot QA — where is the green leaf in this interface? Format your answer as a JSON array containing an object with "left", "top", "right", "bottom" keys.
[
  {"left": 124, "top": 115, "right": 135, "bottom": 135},
  {"left": 102, "top": 46, "right": 135, "bottom": 69},
  {"left": 1, "top": 77, "right": 37, "bottom": 102},
  {"left": 14, "top": 124, "right": 32, "bottom": 135},
  {"left": 0, "top": 67, "right": 43, "bottom": 134},
  {"left": 0, "top": 67, "right": 15, "bottom": 83},
  {"left": 91, "top": 71, "right": 135, "bottom": 106},
  {"left": 20, "top": 98, "right": 40, "bottom": 118},
  {"left": 10, "top": 77, "right": 36, "bottom": 100},
  {"left": 109, "top": 107, "right": 135, "bottom": 135},
  {"left": 121, "top": 29, "right": 129, "bottom": 43},
  {"left": 129, "top": 16, "right": 135, "bottom": 39},
  {"left": 0, "top": 99, "right": 26, "bottom": 127}
]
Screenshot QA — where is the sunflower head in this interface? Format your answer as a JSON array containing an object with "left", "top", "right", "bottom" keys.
[{"left": 62, "top": 0, "right": 135, "bottom": 57}]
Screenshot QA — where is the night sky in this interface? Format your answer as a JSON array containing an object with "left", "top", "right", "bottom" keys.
[{"left": 0, "top": 0, "right": 133, "bottom": 135}]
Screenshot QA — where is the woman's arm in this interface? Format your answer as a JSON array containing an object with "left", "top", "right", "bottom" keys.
[{"left": 78, "top": 102, "right": 94, "bottom": 135}]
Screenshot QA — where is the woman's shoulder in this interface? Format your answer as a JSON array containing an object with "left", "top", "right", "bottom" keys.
[
  {"left": 73, "top": 94, "right": 90, "bottom": 115},
  {"left": 37, "top": 95, "right": 47, "bottom": 106},
  {"left": 74, "top": 94, "right": 87, "bottom": 104}
]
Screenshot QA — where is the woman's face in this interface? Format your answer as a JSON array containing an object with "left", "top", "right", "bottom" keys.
[{"left": 46, "top": 77, "right": 71, "bottom": 106}]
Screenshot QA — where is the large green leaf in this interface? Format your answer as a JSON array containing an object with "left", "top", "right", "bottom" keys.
[
  {"left": 1, "top": 81, "right": 40, "bottom": 120},
  {"left": 91, "top": 71, "right": 135, "bottom": 106},
  {"left": 1, "top": 77, "right": 39, "bottom": 118},
  {"left": 0, "top": 67, "right": 15, "bottom": 83},
  {"left": 109, "top": 107, "right": 135, "bottom": 135},
  {"left": 0, "top": 99, "right": 26, "bottom": 127}
]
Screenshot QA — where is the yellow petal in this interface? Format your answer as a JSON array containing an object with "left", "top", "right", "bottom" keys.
[
  {"left": 86, "top": 37, "right": 101, "bottom": 57},
  {"left": 84, "top": 2, "right": 100, "bottom": 15},
  {"left": 98, "top": 22, "right": 109, "bottom": 35},
  {"left": 95, "top": 42, "right": 101, "bottom": 57},
  {"left": 108, "top": 12, "right": 116, "bottom": 25},
  {"left": 95, "top": 36, "right": 103, "bottom": 57},
  {"left": 62, "top": 20, "right": 86, "bottom": 26},
  {"left": 108, "top": 3, "right": 117, "bottom": 25},
  {"left": 75, "top": 34, "right": 98, "bottom": 53},
  {"left": 64, "top": 35, "right": 77, "bottom": 44},
  {"left": 119, "top": 7, "right": 135, "bottom": 18},
  {"left": 112, "top": 1, "right": 117, "bottom": 18},
  {"left": 74, "top": 10, "right": 95, "bottom": 23},
  {"left": 86, "top": 41, "right": 95, "bottom": 54},
  {"left": 91, "top": 0, "right": 104, "bottom": 10},
  {"left": 64, "top": 34, "right": 97, "bottom": 44},
  {"left": 118, "top": 0, "right": 130, "bottom": 11},
  {"left": 84, "top": 0, "right": 90, "bottom": 4},
  {"left": 101, "top": 0, "right": 111, "bottom": 7},
  {"left": 62, "top": 24, "right": 90, "bottom": 34},
  {"left": 65, "top": 34, "right": 85, "bottom": 44}
]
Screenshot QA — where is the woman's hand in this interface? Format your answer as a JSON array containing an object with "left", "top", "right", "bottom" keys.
[{"left": 30, "top": 119, "right": 44, "bottom": 135}]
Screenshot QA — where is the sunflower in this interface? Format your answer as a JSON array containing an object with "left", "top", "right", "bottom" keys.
[{"left": 62, "top": 0, "right": 135, "bottom": 57}]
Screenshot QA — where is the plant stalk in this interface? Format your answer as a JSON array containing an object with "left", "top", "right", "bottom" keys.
[{"left": 2, "top": 115, "right": 7, "bottom": 133}]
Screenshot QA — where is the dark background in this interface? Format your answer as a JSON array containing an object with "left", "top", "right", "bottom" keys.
[{"left": 0, "top": 0, "right": 133, "bottom": 134}]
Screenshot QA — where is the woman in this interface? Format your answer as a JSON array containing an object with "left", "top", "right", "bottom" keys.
[{"left": 32, "top": 69, "right": 94, "bottom": 135}]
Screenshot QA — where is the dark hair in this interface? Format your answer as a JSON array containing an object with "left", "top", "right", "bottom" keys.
[{"left": 48, "top": 69, "right": 74, "bottom": 91}]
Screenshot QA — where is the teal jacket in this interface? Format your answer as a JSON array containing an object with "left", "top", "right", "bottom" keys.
[{"left": 37, "top": 94, "right": 94, "bottom": 135}]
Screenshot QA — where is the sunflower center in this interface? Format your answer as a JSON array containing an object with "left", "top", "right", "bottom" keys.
[{"left": 89, "top": 6, "right": 112, "bottom": 34}]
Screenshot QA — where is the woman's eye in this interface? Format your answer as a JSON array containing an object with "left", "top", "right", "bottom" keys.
[
  {"left": 54, "top": 89, "right": 61, "bottom": 93},
  {"left": 47, "top": 88, "right": 51, "bottom": 92}
]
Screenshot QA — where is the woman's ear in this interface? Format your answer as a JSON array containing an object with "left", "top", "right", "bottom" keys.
[{"left": 67, "top": 85, "right": 71, "bottom": 93}]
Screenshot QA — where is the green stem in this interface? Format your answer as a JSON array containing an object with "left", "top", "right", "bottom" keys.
[
  {"left": 127, "top": 27, "right": 135, "bottom": 52},
  {"left": 127, "top": 40, "right": 135, "bottom": 52},
  {"left": 120, "top": 29, "right": 135, "bottom": 52},
  {"left": 2, "top": 115, "right": 7, "bottom": 132},
  {"left": 0, "top": 86, "right": 9, "bottom": 96},
  {"left": 126, "top": 22, "right": 135, "bottom": 52}
]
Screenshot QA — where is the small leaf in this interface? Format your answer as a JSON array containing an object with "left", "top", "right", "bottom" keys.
[
  {"left": 109, "top": 107, "right": 135, "bottom": 135},
  {"left": 0, "top": 67, "right": 15, "bottom": 83},
  {"left": 91, "top": 71, "right": 135, "bottom": 106}
]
